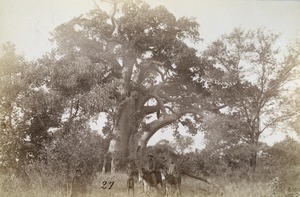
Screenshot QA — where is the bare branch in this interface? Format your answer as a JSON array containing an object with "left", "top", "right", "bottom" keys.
[
  {"left": 92, "top": 0, "right": 102, "bottom": 11},
  {"left": 260, "top": 112, "right": 296, "bottom": 134},
  {"left": 210, "top": 104, "right": 227, "bottom": 112},
  {"left": 71, "top": 99, "right": 80, "bottom": 119},
  {"left": 94, "top": 0, "right": 119, "bottom": 36}
]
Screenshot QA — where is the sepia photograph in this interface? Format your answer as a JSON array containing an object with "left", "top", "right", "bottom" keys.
[{"left": 0, "top": 0, "right": 300, "bottom": 196}]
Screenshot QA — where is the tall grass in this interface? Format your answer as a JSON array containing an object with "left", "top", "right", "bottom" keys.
[{"left": 0, "top": 172, "right": 298, "bottom": 197}]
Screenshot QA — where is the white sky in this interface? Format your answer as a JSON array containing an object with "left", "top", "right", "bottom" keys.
[{"left": 1, "top": 0, "right": 300, "bottom": 149}]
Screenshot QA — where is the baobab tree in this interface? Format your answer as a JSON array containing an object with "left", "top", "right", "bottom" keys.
[{"left": 44, "top": 0, "right": 218, "bottom": 171}]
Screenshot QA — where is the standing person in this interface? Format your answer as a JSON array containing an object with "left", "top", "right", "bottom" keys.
[
  {"left": 127, "top": 171, "right": 135, "bottom": 197},
  {"left": 168, "top": 158, "right": 179, "bottom": 177},
  {"left": 147, "top": 153, "right": 157, "bottom": 186},
  {"left": 167, "top": 158, "right": 182, "bottom": 197}
]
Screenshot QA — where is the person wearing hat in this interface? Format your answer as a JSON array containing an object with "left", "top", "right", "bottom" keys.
[{"left": 147, "top": 153, "right": 157, "bottom": 185}]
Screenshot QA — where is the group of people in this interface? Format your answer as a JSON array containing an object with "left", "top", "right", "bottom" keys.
[
  {"left": 148, "top": 153, "right": 179, "bottom": 176},
  {"left": 144, "top": 153, "right": 181, "bottom": 195},
  {"left": 127, "top": 153, "right": 180, "bottom": 186}
]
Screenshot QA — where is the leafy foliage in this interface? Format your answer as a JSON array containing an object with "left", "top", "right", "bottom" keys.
[
  {"left": 0, "top": 43, "right": 31, "bottom": 168},
  {"left": 262, "top": 137, "right": 300, "bottom": 195}
]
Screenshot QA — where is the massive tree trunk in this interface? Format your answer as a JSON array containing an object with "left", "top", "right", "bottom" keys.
[
  {"left": 106, "top": 99, "right": 141, "bottom": 172},
  {"left": 106, "top": 100, "right": 204, "bottom": 172},
  {"left": 105, "top": 101, "right": 199, "bottom": 172}
]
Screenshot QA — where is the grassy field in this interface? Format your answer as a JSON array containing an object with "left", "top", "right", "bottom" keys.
[
  {"left": 0, "top": 172, "right": 289, "bottom": 197},
  {"left": 90, "top": 173, "right": 214, "bottom": 197}
]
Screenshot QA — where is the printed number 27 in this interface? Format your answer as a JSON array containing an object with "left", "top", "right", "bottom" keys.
[{"left": 101, "top": 181, "right": 114, "bottom": 189}]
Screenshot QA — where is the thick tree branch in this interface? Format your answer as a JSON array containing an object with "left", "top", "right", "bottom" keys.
[
  {"left": 211, "top": 104, "right": 227, "bottom": 112},
  {"left": 241, "top": 102, "right": 255, "bottom": 132},
  {"left": 181, "top": 170, "right": 210, "bottom": 184},
  {"left": 92, "top": 0, "right": 119, "bottom": 36},
  {"left": 122, "top": 55, "right": 136, "bottom": 83},
  {"left": 137, "top": 60, "right": 166, "bottom": 83},
  {"left": 164, "top": 105, "right": 175, "bottom": 114},
  {"left": 141, "top": 109, "right": 197, "bottom": 147},
  {"left": 110, "top": 1, "right": 118, "bottom": 36},
  {"left": 98, "top": 52, "right": 122, "bottom": 70},
  {"left": 147, "top": 92, "right": 167, "bottom": 116},
  {"left": 141, "top": 105, "right": 161, "bottom": 115},
  {"left": 147, "top": 108, "right": 203, "bottom": 134}
]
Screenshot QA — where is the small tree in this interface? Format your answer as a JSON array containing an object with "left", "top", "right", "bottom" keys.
[
  {"left": 25, "top": 124, "right": 105, "bottom": 194},
  {"left": 0, "top": 42, "right": 30, "bottom": 169}
]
